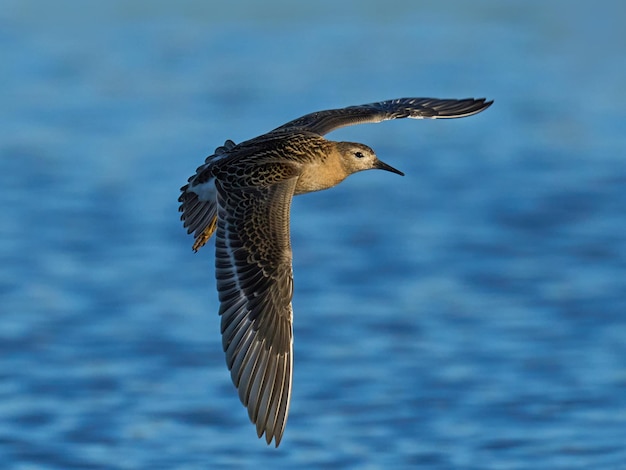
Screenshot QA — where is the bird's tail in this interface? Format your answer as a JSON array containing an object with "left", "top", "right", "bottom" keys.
[{"left": 179, "top": 140, "right": 236, "bottom": 251}]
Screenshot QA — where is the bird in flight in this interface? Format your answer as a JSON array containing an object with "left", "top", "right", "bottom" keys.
[{"left": 179, "top": 97, "right": 493, "bottom": 447}]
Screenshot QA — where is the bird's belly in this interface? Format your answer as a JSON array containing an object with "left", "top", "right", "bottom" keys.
[
  {"left": 294, "top": 165, "right": 345, "bottom": 195},
  {"left": 294, "top": 175, "right": 342, "bottom": 195}
]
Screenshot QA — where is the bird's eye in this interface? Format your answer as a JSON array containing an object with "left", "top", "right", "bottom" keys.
[{"left": 354, "top": 151, "right": 364, "bottom": 159}]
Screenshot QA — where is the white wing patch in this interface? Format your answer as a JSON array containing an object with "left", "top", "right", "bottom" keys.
[{"left": 188, "top": 179, "right": 216, "bottom": 202}]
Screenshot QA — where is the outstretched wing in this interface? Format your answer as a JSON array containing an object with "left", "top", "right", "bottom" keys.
[
  {"left": 272, "top": 97, "right": 493, "bottom": 136},
  {"left": 215, "top": 172, "right": 298, "bottom": 447}
]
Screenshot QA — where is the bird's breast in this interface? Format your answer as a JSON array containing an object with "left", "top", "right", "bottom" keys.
[{"left": 294, "top": 159, "right": 347, "bottom": 195}]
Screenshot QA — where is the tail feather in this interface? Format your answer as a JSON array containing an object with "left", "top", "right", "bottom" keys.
[{"left": 179, "top": 184, "right": 218, "bottom": 251}]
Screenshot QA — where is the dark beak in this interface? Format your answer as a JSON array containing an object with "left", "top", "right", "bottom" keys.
[{"left": 375, "top": 159, "right": 405, "bottom": 176}]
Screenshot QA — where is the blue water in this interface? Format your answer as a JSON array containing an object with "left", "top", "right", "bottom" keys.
[{"left": 2, "top": 1, "right": 626, "bottom": 468}]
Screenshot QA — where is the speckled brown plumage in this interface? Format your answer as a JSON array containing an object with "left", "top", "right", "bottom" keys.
[{"left": 178, "top": 97, "right": 493, "bottom": 447}]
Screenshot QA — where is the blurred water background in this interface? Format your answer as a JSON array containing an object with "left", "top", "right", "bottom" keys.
[{"left": 2, "top": 1, "right": 626, "bottom": 468}]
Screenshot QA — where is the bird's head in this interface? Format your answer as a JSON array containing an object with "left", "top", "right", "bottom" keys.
[{"left": 336, "top": 142, "right": 404, "bottom": 177}]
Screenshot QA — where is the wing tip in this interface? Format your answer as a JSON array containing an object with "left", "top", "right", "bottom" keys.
[
  {"left": 459, "top": 97, "right": 494, "bottom": 117},
  {"left": 477, "top": 97, "right": 494, "bottom": 110},
  {"left": 429, "top": 97, "right": 494, "bottom": 118}
]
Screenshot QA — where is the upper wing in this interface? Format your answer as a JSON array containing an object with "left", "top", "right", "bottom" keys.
[
  {"left": 215, "top": 173, "right": 298, "bottom": 447},
  {"left": 272, "top": 97, "right": 493, "bottom": 136}
]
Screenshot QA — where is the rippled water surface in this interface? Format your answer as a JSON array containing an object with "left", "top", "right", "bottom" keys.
[{"left": 2, "top": 1, "right": 626, "bottom": 468}]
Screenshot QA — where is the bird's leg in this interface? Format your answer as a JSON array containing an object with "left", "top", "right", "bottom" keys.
[{"left": 193, "top": 216, "right": 218, "bottom": 252}]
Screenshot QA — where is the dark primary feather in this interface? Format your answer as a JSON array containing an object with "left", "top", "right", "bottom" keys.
[{"left": 272, "top": 97, "right": 493, "bottom": 136}]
